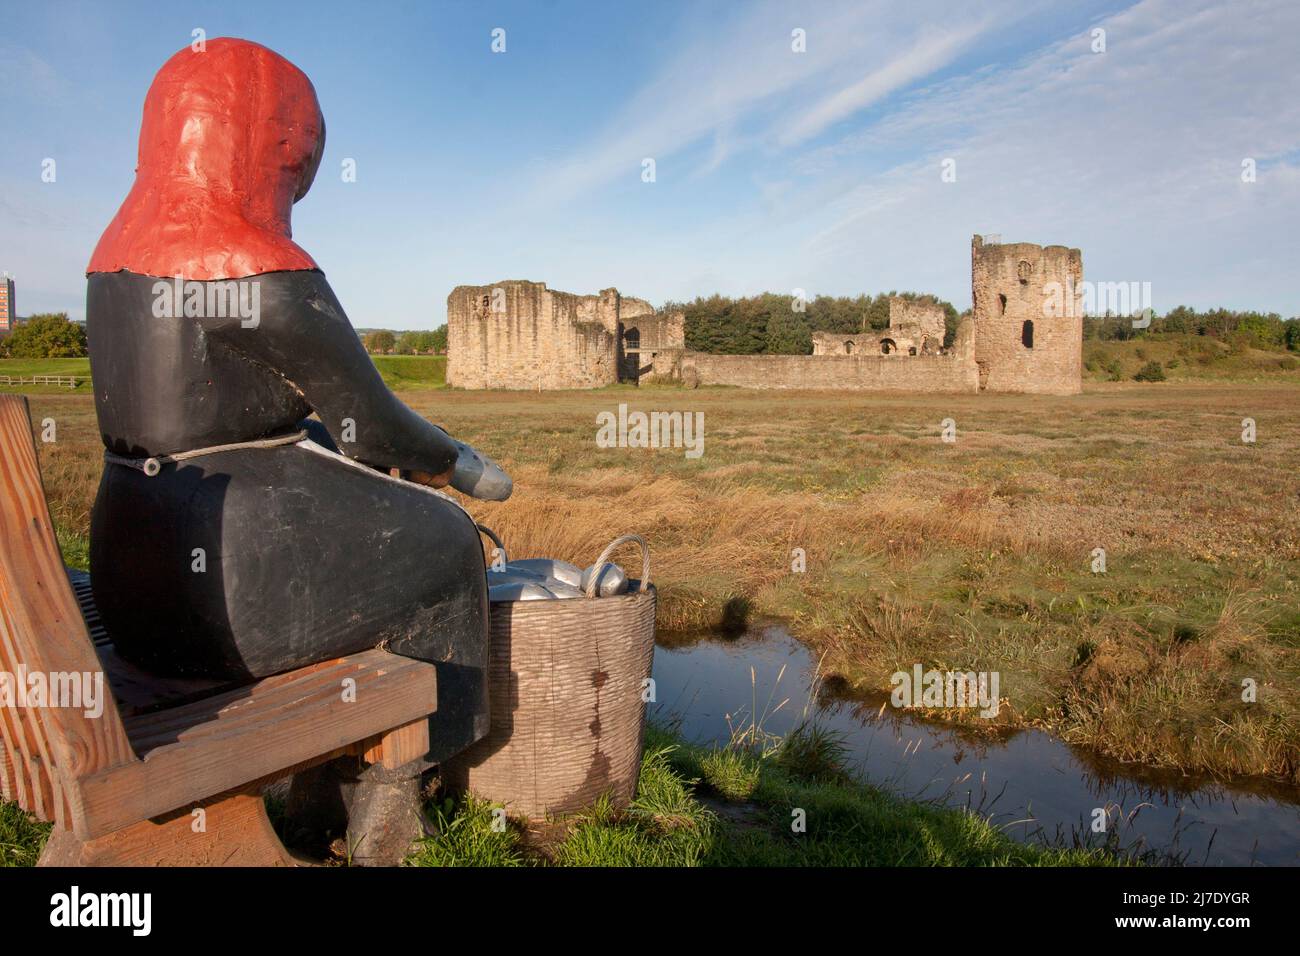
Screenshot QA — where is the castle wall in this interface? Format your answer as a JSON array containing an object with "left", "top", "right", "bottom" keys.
[
  {"left": 811, "top": 332, "right": 889, "bottom": 356},
  {"left": 680, "top": 352, "right": 978, "bottom": 391},
  {"left": 447, "top": 281, "right": 619, "bottom": 390},
  {"left": 971, "top": 236, "right": 1082, "bottom": 394},
  {"left": 683, "top": 313, "right": 976, "bottom": 391}
]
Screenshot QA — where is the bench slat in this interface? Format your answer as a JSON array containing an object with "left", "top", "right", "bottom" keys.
[
  {"left": 74, "top": 648, "right": 436, "bottom": 838},
  {"left": 0, "top": 395, "right": 137, "bottom": 831}
]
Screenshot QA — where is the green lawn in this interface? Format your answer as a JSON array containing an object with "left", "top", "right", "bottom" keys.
[
  {"left": 0, "top": 357, "right": 92, "bottom": 393},
  {"left": 370, "top": 355, "right": 447, "bottom": 391}
]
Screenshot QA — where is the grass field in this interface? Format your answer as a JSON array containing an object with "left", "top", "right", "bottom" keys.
[
  {"left": 0, "top": 357, "right": 92, "bottom": 393},
  {"left": 7, "top": 354, "right": 1300, "bottom": 787},
  {"left": 370, "top": 354, "right": 447, "bottom": 390}
]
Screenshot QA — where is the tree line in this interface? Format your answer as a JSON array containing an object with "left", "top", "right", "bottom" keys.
[
  {"left": 0, "top": 313, "right": 451, "bottom": 359},
  {"left": 361, "top": 327, "right": 448, "bottom": 354},
  {"left": 663, "top": 291, "right": 961, "bottom": 355},
  {"left": 1085, "top": 307, "right": 1299, "bottom": 350},
  {"left": 0, "top": 313, "right": 87, "bottom": 358}
]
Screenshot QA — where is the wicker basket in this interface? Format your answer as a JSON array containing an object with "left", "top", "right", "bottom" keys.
[{"left": 442, "top": 534, "right": 656, "bottom": 820}]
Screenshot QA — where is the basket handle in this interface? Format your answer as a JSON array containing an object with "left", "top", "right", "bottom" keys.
[
  {"left": 585, "top": 534, "right": 651, "bottom": 598},
  {"left": 476, "top": 524, "right": 508, "bottom": 567}
]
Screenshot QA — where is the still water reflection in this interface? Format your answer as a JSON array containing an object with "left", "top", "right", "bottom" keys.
[{"left": 650, "top": 625, "right": 1300, "bottom": 866}]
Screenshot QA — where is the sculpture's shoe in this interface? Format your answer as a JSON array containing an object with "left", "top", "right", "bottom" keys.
[
  {"left": 344, "top": 760, "right": 432, "bottom": 867},
  {"left": 285, "top": 756, "right": 432, "bottom": 866}
]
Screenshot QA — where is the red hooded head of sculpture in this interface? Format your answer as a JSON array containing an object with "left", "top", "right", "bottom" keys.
[{"left": 87, "top": 38, "right": 325, "bottom": 280}]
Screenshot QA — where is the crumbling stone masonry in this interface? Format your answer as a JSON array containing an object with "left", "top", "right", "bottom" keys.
[
  {"left": 686, "top": 314, "right": 977, "bottom": 391},
  {"left": 971, "top": 235, "right": 1082, "bottom": 395},
  {"left": 811, "top": 297, "right": 947, "bottom": 357},
  {"left": 446, "top": 281, "right": 683, "bottom": 389},
  {"left": 885, "top": 297, "right": 947, "bottom": 354},
  {"left": 621, "top": 310, "right": 685, "bottom": 383}
]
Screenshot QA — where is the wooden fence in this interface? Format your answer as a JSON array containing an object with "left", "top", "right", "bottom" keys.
[{"left": 0, "top": 375, "right": 85, "bottom": 389}]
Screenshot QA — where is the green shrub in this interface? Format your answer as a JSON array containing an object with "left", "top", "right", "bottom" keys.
[
  {"left": 0, "top": 313, "right": 86, "bottom": 359},
  {"left": 1134, "top": 361, "right": 1166, "bottom": 382}
]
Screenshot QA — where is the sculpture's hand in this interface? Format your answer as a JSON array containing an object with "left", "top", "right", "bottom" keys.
[
  {"left": 392, "top": 441, "right": 512, "bottom": 501},
  {"left": 447, "top": 438, "right": 513, "bottom": 501},
  {"left": 422, "top": 426, "right": 513, "bottom": 501}
]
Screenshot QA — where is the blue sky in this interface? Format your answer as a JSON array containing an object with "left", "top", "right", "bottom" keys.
[{"left": 2, "top": 0, "right": 1297, "bottom": 329}]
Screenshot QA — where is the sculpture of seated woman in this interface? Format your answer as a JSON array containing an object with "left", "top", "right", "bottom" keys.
[{"left": 85, "top": 38, "right": 500, "bottom": 766}]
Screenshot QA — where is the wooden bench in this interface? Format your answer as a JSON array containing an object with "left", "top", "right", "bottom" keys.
[{"left": 0, "top": 394, "right": 438, "bottom": 865}]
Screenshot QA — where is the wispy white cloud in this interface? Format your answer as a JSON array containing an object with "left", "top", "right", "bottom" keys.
[
  {"left": 776, "top": 21, "right": 990, "bottom": 147},
  {"left": 524, "top": 0, "right": 1022, "bottom": 204},
  {"left": 787, "top": 0, "right": 1300, "bottom": 312},
  {"left": 500, "top": 0, "right": 1299, "bottom": 317}
]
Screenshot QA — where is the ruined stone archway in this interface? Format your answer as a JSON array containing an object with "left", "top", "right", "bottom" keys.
[{"left": 880, "top": 338, "right": 897, "bottom": 354}]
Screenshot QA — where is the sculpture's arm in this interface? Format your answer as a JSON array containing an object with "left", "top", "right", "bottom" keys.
[{"left": 198, "top": 271, "right": 460, "bottom": 479}]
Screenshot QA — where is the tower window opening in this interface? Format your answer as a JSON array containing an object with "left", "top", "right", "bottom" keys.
[
  {"left": 1022, "top": 319, "right": 1034, "bottom": 348},
  {"left": 844, "top": 341, "right": 854, "bottom": 354},
  {"left": 998, "top": 294, "right": 1007, "bottom": 315}
]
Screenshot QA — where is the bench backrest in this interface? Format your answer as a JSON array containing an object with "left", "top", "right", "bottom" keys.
[{"left": 0, "top": 394, "right": 136, "bottom": 830}]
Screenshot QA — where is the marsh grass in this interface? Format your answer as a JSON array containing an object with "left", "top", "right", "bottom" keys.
[
  {"left": 408, "top": 725, "right": 1128, "bottom": 867},
  {"left": 0, "top": 718, "right": 1150, "bottom": 868}
]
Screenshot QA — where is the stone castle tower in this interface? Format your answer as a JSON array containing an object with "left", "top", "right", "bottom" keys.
[{"left": 971, "top": 235, "right": 1082, "bottom": 394}]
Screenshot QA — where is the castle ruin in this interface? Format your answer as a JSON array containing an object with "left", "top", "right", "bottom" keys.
[
  {"left": 446, "top": 236, "right": 1082, "bottom": 394},
  {"left": 971, "top": 236, "right": 1083, "bottom": 394},
  {"left": 446, "top": 281, "right": 684, "bottom": 390},
  {"left": 811, "top": 297, "right": 948, "bottom": 357}
]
